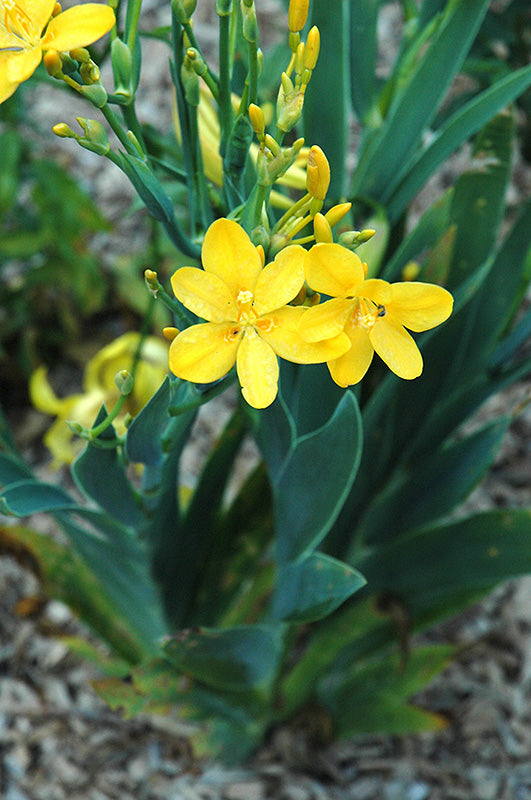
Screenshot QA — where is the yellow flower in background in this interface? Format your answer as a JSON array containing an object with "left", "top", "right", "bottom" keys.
[
  {"left": 299, "top": 243, "right": 453, "bottom": 387},
  {"left": 30, "top": 333, "right": 168, "bottom": 466},
  {"left": 173, "top": 82, "right": 309, "bottom": 209},
  {"left": 0, "top": 0, "right": 115, "bottom": 103},
  {"left": 168, "top": 218, "right": 349, "bottom": 408}
]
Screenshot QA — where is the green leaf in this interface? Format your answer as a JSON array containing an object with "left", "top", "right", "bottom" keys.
[
  {"left": 304, "top": 0, "right": 350, "bottom": 198},
  {"left": 162, "top": 624, "right": 282, "bottom": 692},
  {"left": 351, "top": 0, "right": 491, "bottom": 201},
  {"left": 272, "top": 552, "right": 366, "bottom": 623},
  {"left": 72, "top": 408, "right": 143, "bottom": 527},
  {"left": 318, "top": 645, "right": 452, "bottom": 737},
  {"left": 386, "top": 64, "right": 531, "bottom": 219},
  {"left": 357, "top": 509, "right": 531, "bottom": 624},
  {"left": 125, "top": 376, "right": 173, "bottom": 466},
  {"left": 0, "top": 451, "right": 33, "bottom": 485},
  {"left": 119, "top": 152, "right": 175, "bottom": 223},
  {"left": 275, "top": 391, "right": 362, "bottom": 563},
  {"left": 349, "top": 0, "right": 380, "bottom": 125},
  {"left": 0, "top": 480, "right": 78, "bottom": 515},
  {"left": 354, "top": 415, "right": 511, "bottom": 549},
  {"left": 252, "top": 388, "right": 296, "bottom": 478}
]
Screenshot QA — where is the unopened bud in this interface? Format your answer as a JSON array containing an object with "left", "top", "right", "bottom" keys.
[
  {"left": 248, "top": 103, "right": 265, "bottom": 140},
  {"left": 216, "top": 0, "right": 232, "bottom": 15},
  {"left": 52, "top": 2, "right": 61, "bottom": 16},
  {"left": 69, "top": 47, "right": 90, "bottom": 63},
  {"left": 79, "top": 61, "right": 100, "bottom": 84},
  {"left": 76, "top": 117, "right": 110, "bottom": 154},
  {"left": 325, "top": 202, "right": 352, "bottom": 227},
  {"left": 163, "top": 326, "right": 180, "bottom": 341},
  {"left": 306, "top": 145, "right": 330, "bottom": 200},
  {"left": 66, "top": 420, "right": 84, "bottom": 435},
  {"left": 181, "top": 56, "right": 200, "bottom": 105},
  {"left": 303, "top": 26, "right": 320, "bottom": 71},
  {"left": 145, "top": 269, "right": 160, "bottom": 295},
  {"left": 78, "top": 83, "right": 108, "bottom": 107},
  {"left": 111, "top": 37, "right": 133, "bottom": 100},
  {"left": 264, "top": 133, "right": 281, "bottom": 156},
  {"left": 241, "top": 0, "right": 258, "bottom": 43},
  {"left": 288, "top": 0, "right": 309, "bottom": 33},
  {"left": 115, "top": 369, "right": 134, "bottom": 395},
  {"left": 294, "top": 41, "right": 305, "bottom": 77},
  {"left": 43, "top": 50, "right": 62, "bottom": 77},
  {"left": 402, "top": 261, "right": 420, "bottom": 281},
  {"left": 172, "top": 0, "right": 197, "bottom": 24},
  {"left": 313, "top": 212, "right": 333, "bottom": 243},
  {"left": 52, "top": 122, "right": 76, "bottom": 138}
]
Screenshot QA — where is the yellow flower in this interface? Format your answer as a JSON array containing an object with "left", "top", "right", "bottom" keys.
[
  {"left": 299, "top": 243, "right": 453, "bottom": 386},
  {"left": 30, "top": 333, "right": 168, "bottom": 466},
  {"left": 168, "top": 218, "right": 350, "bottom": 408},
  {"left": 0, "top": 0, "right": 115, "bottom": 104}
]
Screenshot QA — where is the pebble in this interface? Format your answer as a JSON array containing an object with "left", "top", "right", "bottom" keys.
[{"left": 469, "top": 766, "right": 502, "bottom": 800}]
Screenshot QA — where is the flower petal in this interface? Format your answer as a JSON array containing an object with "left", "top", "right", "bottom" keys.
[
  {"left": 41, "top": 4, "right": 115, "bottom": 52},
  {"left": 237, "top": 327, "right": 279, "bottom": 409},
  {"left": 253, "top": 244, "right": 305, "bottom": 315},
  {"left": 1, "top": 46, "right": 41, "bottom": 85},
  {"left": 0, "top": 0, "right": 55, "bottom": 48},
  {"left": 298, "top": 297, "right": 353, "bottom": 342},
  {"left": 388, "top": 282, "right": 453, "bottom": 332},
  {"left": 328, "top": 324, "right": 374, "bottom": 387},
  {"left": 169, "top": 322, "right": 240, "bottom": 383},
  {"left": 359, "top": 278, "right": 392, "bottom": 305},
  {"left": 370, "top": 317, "right": 423, "bottom": 379},
  {"left": 304, "top": 243, "right": 365, "bottom": 297},
  {"left": 201, "top": 218, "right": 262, "bottom": 296},
  {"left": 171, "top": 267, "right": 237, "bottom": 322},
  {"left": 260, "top": 305, "right": 350, "bottom": 364}
]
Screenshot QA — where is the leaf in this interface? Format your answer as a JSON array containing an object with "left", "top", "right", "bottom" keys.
[
  {"left": 318, "top": 645, "right": 452, "bottom": 737},
  {"left": 0, "top": 480, "right": 78, "bottom": 515},
  {"left": 353, "top": 416, "right": 511, "bottom": 549},
  {"left": 162, "top": 624, "right": 282, "bottom": 692},
  {"left": 72, "top": 408, "right": 143, "bottom": 527},
  {"left": 351, "top": 0, "right": 491, "bottom": 201},
  {"left": 0, "top": 523, "right": 146, "bottom": 663},
  {"left": 125, "top": 376, "right": 173, "bottom": 466},
  {"left": 252, "top": 387, "right": 296, "bottom": 478},
  {"left": 274, "top": 392, "right": 362, "bottom": 563},
  {"left": 386, "top": 64, "right": 531, "bottom": 219},
  {"left": 349, "top": 0, "right": 380, "bottom": 124},
  {"left": 357, "top": 509, "right": 531, "bottom": 624},
  {"left": 304, "top": 0, "right": 350, "bottom": 198},
  {"left": 0, "top": 451, "right": 33, "bottom": 485},
  {"left": 272, "top": 552, "right": 366, "bottom": 623}
]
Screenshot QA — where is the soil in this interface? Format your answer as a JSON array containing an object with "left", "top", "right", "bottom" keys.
[{"left": 2, "top": 1, "right": 531, "bottom": 798}]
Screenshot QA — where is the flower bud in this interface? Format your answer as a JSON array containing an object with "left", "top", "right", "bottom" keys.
[
  {"left": 79, "top": 61, "right": 100, "bottom": 84},
  {"left": 111, "top": 37, "right": 133, "bottom": 100},
  {"left": 52, "top": 122, "right": 76, "bottom": 138},
  {"left": 313, "top": 212, "right": 333, "bottom": 243},
  {"left": 216, "top": 0, "right": 232, "bottom": 15},
  {"left": 306, "top": 145, "right": 330, "bottom": 200},
  {"left": 249, "top": 103, "right": 265, "bottom": 141},
  {"left": 43, "top": 50, "right": 63, "bottom": 77},
  {"left": 288, "top": 0, "right": 309, "bottom": 33},
  {"left": 145, "top": 269, "right": 160, "bottom": 296},
  {"left": 402, "top": 261, "right": 420, "bottom": 281},
  {"left": 163, "top": 326, "right": 180, "bottom": 341},
  {"left": 241, "top": 0, "right": 258, "bottom": 43},
  {"left": 303, "top": 26, "right": 320, "bottom": 71},
  {"left": 172, "top": 0, "right": 197, "bottom": 24},
  {"left": 115, "top": 369, "right": 134, "bottom": 395},
  {"left": 325, "top": 202, "right": 351, "bottom": 227},
  {"left": 69, "top": 47, "right": 90, "bottom": 63},
  {"left": 76, "top": 117, "right": 110, "bottom": 153},
  {"left": 78, "top": 83, "right": 108, "bottom": 108}
]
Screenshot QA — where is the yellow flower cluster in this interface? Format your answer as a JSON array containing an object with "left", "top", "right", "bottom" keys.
[{"left": 167, "top": 219, "right": 453, "bottom": 409}]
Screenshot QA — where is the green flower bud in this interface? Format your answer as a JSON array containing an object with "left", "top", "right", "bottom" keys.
[
  {"left": 115, "top": 369, "right": 134, "bottom": 395},
  {"left": 111, "top": 37, "right": 133, "bottom": 101},
  {"left": 78, "top": 83, "right": 108, "bottom": 108},
  {"left": 75, "top": 117, "right": 110, "bottom": 155}
]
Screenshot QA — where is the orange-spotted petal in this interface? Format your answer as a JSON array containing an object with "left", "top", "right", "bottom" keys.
[
  {"left": 328, "top": 324, "right": 374, "bottom": 387},
  {"left": 171, "top": 267, "right": 237, "bottom": 322},
  {"left": 298, "top": 297, "right": 354, "bottom": 342},
  {"left": 253, "top": 244, "right": 305, "bottom": 316},
  {"left": 201, "top": 218, "right": 262, "bottom": 296},
  {"left": 369, "top": 317, "right": 423, "bottom": 379},
  {"left": 388, "top": 282, "right": 453, "bottom": 332},
  {"left": 304, "top": 243, "right": 366, "bottom": 297},
  {"left": 169, "top": 321, "right": 240, "bottom": 383},
  {"left": 237, "top": 327, "right": 279, "bottom": 409},
  {"left": 41, "top": 4, "right": 115, "bottom": 52},
  {"left": 260, "top": 305, "right": 350, "bottom": 364}
]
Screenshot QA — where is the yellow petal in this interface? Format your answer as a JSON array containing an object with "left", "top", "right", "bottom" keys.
[
  {"left": 41, "top": 4, "right": 115, "bottom": 52},
  {"left": 2, "top": 47, "right": 41, "bottom": 85},
  {"left": 370, "top": 317, "right": 423, "bottom": 379},
  {"left": 358, "top": 278, "right": 392, "bottom": 306},
  {"left": 260, "top": 305, "right": 350, "bottom": 364},
  {"left": 304, "top": 243, "right": 366, "bottom": 297},
  {"left": 201, "top": 218, "right": 262, "bottom": 296},
  {"left": 0, "top": 70, "right": 21, "bottom": 104},
  {"left": 237, "top": 328, "right": 279, "bottom": 409},
  {"left": 171, "top": 267, "right": 237, "bottom": 322},
  {"left": 29, "top": 366, "right": 65, "bottom": 415},
  {"left": 253, "top": 245, "right": 305, "bottom": 316},
  {"left": 388, "top": 282, "right": 454, "bottom": 332},
  {"left": 328, "top": 325, "right": 374, "bottom": 387},
  {"left": 169, "top": 322, "right": 240, "bottom": 383},
  {"left": 298, "top": 297, "right": 354, "bottom": 342}
]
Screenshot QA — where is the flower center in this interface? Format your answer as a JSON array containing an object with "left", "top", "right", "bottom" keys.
[
  {"left": 1, "top": 0, "right": 39, "bottom": 48},
  {"left": 236, "top": 289, "right": 258, "bottom": 325},
  {"left": 352, "top": 298, "right": 386, "bottom": 330}
]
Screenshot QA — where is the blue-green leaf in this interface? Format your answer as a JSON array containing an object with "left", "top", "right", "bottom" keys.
[
  {"left": 275, "top": 391, "right": 362, "bottom": 562},
  {"left": 0, "top": 451, "right": 33, "bottom": 486},
  {"left": 0, "top": 480, "right": 78, "bottom": 515},
  {"left": 272, "top": 552, "right": 366, "bottom": 623}
]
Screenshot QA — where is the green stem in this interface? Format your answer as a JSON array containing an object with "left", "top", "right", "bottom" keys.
[
  {"left": 125, "top": 0, "right": 143, "bottom": 53},
  {"left": 182, "top": 20, "right": 220, "bottom": 100},
  {"left": 99, "top": 102, "right": 139, "bottom": 154},
  {"left": 121, "top": 102, "right": 147, "bottom": 154},
  {"left": 188, "top": 105, "right": 213, "bottom": 231},
  {"left": 247, "top": 39, "right": 259, "bottom": 107},
  {"left": 218, "top": 11, "right": 233, "bottom": 159},
  {"left": 88, "top": 393, "right": 130, "bottom": 440}
]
